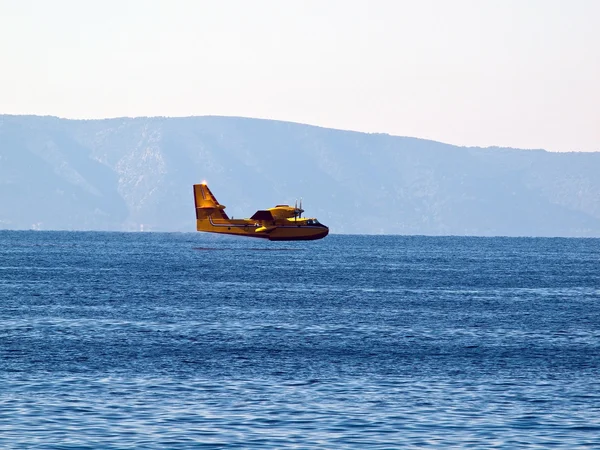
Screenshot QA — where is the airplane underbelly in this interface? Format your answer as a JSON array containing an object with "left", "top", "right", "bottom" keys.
[{"left": 268, "top": 226, "right": 329, "bottom": 241}]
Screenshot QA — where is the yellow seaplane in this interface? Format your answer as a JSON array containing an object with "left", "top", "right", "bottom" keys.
[{"left": 193, "top": 182, "right": 329, "bottom": 241}]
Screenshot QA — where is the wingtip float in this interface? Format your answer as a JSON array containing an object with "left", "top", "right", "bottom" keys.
[{"left": 193, "top": 183, "right": 329, "bottom": 241}]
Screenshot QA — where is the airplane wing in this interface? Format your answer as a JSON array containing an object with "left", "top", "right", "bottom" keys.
[{"left": 250, "top": 210, "right": 274, "bottom": 221}]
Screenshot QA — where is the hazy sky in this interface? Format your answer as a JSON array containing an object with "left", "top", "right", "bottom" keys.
[{"left": 1, "top": 0, "right": 598, "bottom": 152}]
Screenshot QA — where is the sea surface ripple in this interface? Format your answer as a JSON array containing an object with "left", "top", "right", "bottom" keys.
[{"left": 1, "top": 231, "right": 599, "bottom": 448}]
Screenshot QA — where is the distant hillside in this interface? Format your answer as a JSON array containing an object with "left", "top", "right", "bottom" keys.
[{"left": 1, "top": 115, "right": 599, "bottom": 236}]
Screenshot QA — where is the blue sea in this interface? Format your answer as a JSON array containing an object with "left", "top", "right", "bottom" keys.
[{"left": 1, "top": 231, "right": 599, "bottom": 448}]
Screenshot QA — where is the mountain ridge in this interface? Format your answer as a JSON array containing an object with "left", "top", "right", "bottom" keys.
[
  {"left": 1, "top": 114, "right": 599, "bottom": 236},
  {"left": 1, "top": 114, "right": 558, "bottom": 153}
]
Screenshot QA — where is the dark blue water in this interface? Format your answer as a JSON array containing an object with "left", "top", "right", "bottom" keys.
[{"left": 1, "top": 231, "right": 599, "bottom": 448}]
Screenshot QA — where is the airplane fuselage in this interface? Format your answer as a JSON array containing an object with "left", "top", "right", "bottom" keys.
[
  {"left": 193, "top": 183, "right": 329, "bottom": 241},
  {"left": 197, "top": 216, "right": 328, "bottom": 241}
]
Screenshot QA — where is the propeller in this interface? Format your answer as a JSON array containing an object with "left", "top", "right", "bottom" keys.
[{"left": 294, "top": 198, "right": 304, "bottom": 220}]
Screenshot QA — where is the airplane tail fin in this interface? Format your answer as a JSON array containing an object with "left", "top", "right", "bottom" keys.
[{"left": 193, "top": 183, "right": 229, "bottom": 220}]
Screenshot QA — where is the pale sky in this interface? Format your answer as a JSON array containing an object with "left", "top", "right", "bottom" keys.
[{"left": 1, "top": 0, "right": 598, "bottom": 152}]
